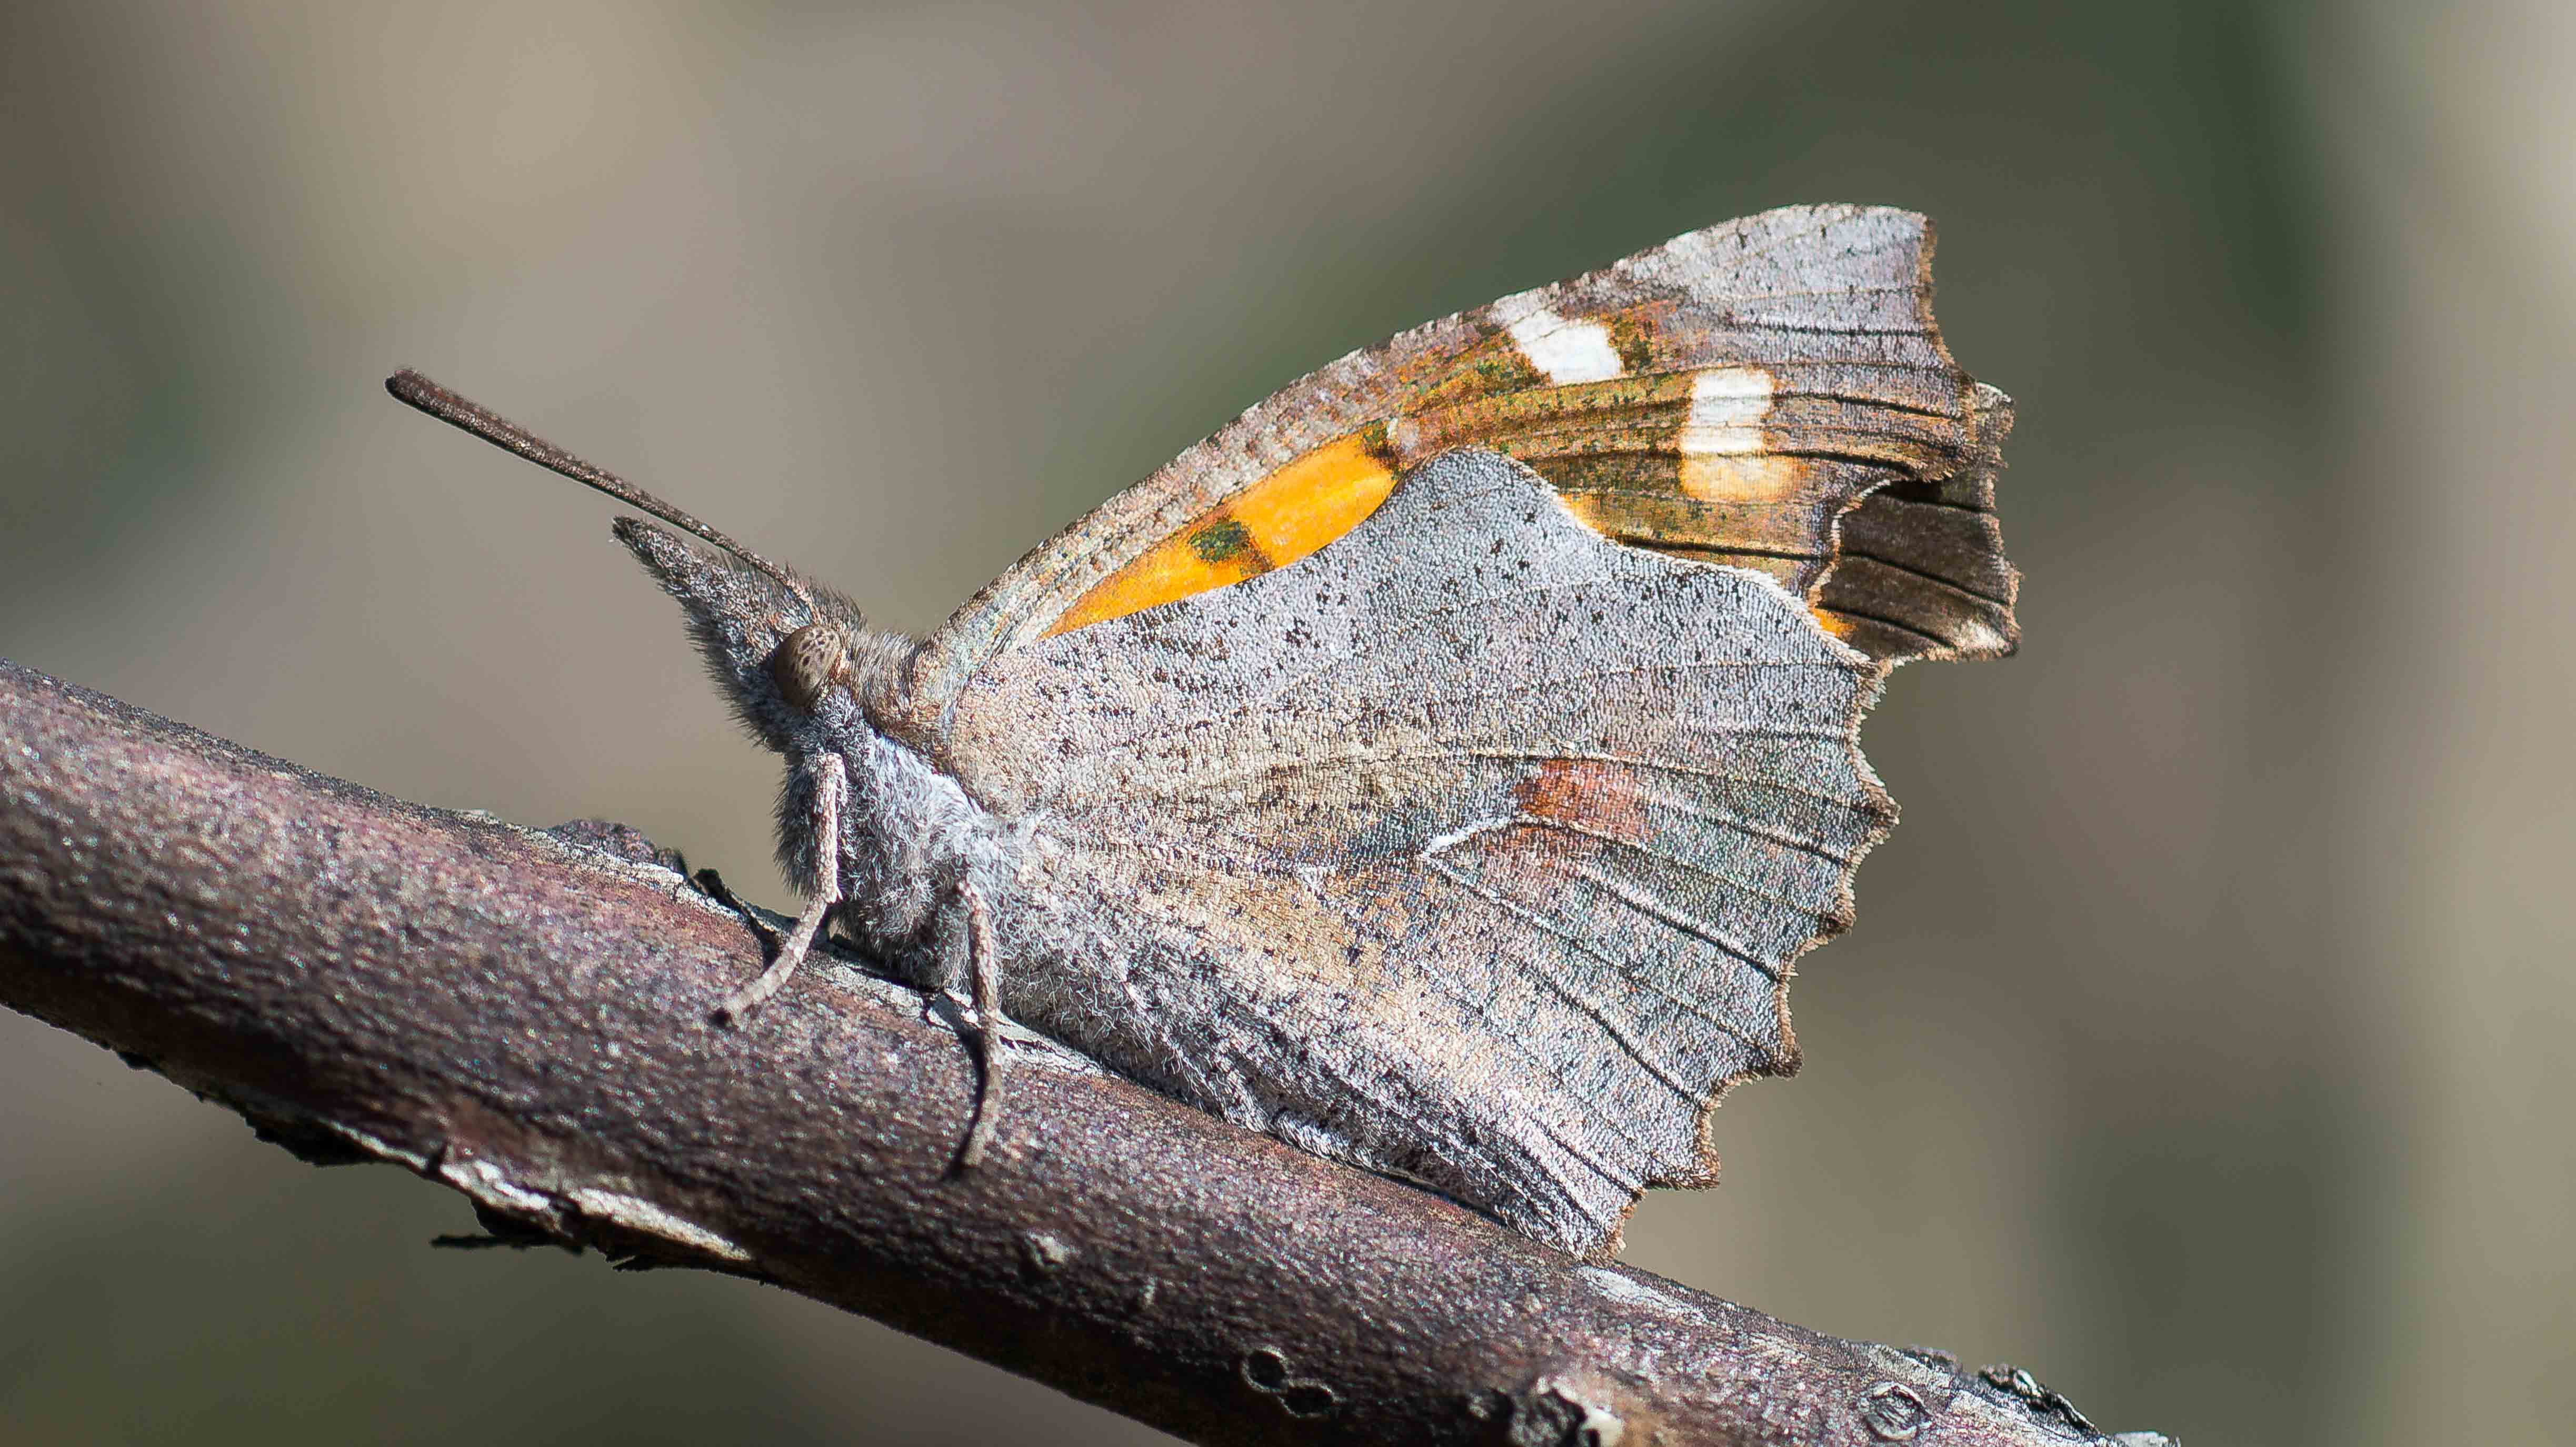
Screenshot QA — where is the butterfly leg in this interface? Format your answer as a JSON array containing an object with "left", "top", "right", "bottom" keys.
[
  {"left": 954, "top": 878, "right": 1009, "bottom": 1169},
  {"left": 712, "top": 752, "right": 846, "bottom": 1025}
]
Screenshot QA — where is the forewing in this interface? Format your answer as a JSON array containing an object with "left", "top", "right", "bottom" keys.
[
  {"left": 941, "top": 449, "right": 1894, "bottom": 1257},
  {"left": 900, "top": 204, "right": 2012, "bottom": 742}
]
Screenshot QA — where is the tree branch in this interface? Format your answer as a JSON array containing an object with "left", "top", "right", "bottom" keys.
[{"left": 0, "top": 659, "right": 2165, "bottom": 1447}]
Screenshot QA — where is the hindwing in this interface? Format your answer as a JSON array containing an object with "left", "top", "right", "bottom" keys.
[{"left": 936, "top": 450, "right": 1893, "bottom": 1257}]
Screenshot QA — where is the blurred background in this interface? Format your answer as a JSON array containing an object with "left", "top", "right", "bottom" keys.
[{"left": 3, "top": 2, "right": 2569, "bottom": 1443}]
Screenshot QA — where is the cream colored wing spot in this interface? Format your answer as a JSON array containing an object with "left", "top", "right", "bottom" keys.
[
  {"left": 1676, "top": 367, "right": 1774, "bottom": 454},
  {"left": 1676, "top": 367, "right": 1798, "bottom": 505},
  {"left": 1496, "top": 297, "right": 1629, "bottom": 385}
]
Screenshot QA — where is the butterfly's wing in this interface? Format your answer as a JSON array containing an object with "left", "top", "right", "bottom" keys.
[
  {"left": 937, "top": 448, "right": 1895, "bottom": 1258},
  {"left": 895, "top": 204, "right": 2014, "bottom": 741}
]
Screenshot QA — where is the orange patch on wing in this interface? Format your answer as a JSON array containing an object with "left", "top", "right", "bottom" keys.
[
  {"left": 1049, "top": 426, "right": 1400, "bottom": 635},
  {"left": 1809, "top": 607, "right": 1859, "bottom": 640}
]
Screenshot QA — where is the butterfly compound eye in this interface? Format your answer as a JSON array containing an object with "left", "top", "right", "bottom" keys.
[{"left": 768, "top": 623, "right": 850, "bottom": 712}]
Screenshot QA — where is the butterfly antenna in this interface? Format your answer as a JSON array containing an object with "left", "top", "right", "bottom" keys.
[{"left": 385, "top": 369, "right": 815, "bottom": 612}]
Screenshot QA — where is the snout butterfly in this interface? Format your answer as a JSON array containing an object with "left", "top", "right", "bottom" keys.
[{"left": 391, "top": 205, "right": 2016, "bottom": 1260}]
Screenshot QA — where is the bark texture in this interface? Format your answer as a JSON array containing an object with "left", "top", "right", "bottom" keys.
[{"left": 0, "top": 658, "right": 2166, "bottom": 1447}]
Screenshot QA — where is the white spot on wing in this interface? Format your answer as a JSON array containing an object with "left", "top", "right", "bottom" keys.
[
  {"left": 1678, "top": 367, "right": 1774, "bottom": 455},
  {"left": 1422, "top": 817, "right": 1515, "bottom": 857},
  {"left": 1497, "top": 299, "right": 1625, "bottom": 385}
]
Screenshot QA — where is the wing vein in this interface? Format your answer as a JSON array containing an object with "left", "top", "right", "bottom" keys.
[
  {"left": 1511, "top": 815, "right": 1842, "bottom": 921},
  {"left": 1421, "top": 856, "right": 1776, "bottom": 1067},
  {"left": 1565, "top": 860, "right": 1782, "bottom": 980}
]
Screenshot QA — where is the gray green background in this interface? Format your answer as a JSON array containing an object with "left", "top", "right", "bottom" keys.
[{"left": 3, "top": 3, "right": 2568, "bottom": 1444}]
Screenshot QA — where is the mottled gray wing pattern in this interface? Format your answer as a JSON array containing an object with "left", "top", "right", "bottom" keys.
[{"left": 937, "top": 448, "right": 1893, "bottom": 1258}]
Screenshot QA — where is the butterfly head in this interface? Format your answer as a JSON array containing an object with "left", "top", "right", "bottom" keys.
[{"left": 613, "top": 516, "right": 895, "bottom": 749}]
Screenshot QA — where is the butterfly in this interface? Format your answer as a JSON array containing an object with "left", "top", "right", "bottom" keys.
[{"left": 391, "top": 203, "right": 2016, "bottom": 1261}]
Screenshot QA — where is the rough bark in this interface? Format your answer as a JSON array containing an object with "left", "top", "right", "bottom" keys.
[{"left": 0, "top": 658, "right": 2167, "bottom": 1447}]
